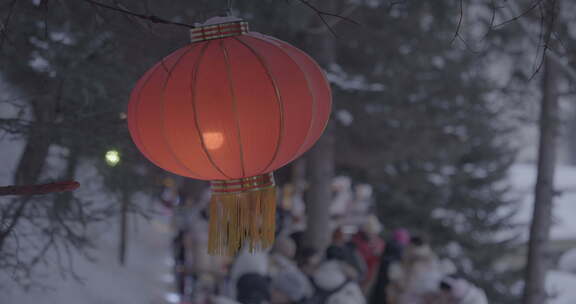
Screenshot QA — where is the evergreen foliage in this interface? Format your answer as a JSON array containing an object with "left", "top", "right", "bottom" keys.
[{"left": 0, "top": 1, "right": 523, "bottom": 301}]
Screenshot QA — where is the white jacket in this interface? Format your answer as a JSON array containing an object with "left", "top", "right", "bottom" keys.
[
  {"left": 450, "top": 279, "right": 488, "bottom": 304},
  {"left": 313, "top": 261, "right": 366, "bottom": 304},
  {"left": 227, "top": 248, "right": 270, "bottom": 299}
]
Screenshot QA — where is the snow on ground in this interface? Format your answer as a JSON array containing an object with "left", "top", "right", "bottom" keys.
[
  {"left": 509, "top": 163, "right": 576, "bottom": 241},
  {"left": 0, "top": 104, "right": 177, "bottom": 303},
  {"left": 0, "top": 159, "right": 177, "bottom": 304},
  {"left": 2, "top": 213, "right": 176, "bottom": 304},
  {"left": 559, "top": 249, "right": 576, "bottom": 273},
  {"left": 547, "top": 271, "right": 576, "bottom": 304},
  {"left": 509, "top": 163, "right": 576, "bottom": 303}
]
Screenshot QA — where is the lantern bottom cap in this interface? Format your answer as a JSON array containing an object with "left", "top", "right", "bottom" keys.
[{"left": 208, "top": 172, "right": 276, "bottom": 256}]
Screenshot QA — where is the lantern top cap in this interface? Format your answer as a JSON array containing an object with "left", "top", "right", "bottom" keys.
[
  {"left": 195, "top": 16, "right": 244, "bottom": 26},
  {"left": 191, "top": 17, "right": 249, "bottom": 43}
]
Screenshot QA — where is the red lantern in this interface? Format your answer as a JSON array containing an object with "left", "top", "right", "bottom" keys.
[{"left": 127, "top": 18, "right": 331, "bottom": 255}]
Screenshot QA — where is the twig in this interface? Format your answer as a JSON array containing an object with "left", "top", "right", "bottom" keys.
[
  {"left": 451, "top": 0, "right": 464, "bottom": 45},
  {"left": 529, "top": 2, "right": 548, "bottom": 80},
  {"left": 0, "top": 0, "right": 19, "bottom": 50},
  {"left": 308, "top": 4, "right": 360, "bottom": 34},
  {"left": 112, "top": 0, "right": 153, "bottom": 29},
  {"left": 42, "top": 0, "right": 49, "bottom": 40},
  {"left": 494, "top": 0, "right": 545, "bottom": 28},
  {"left": 388, "top": 0, "right": 407, "bottom": 9},
  {"left": 295, "top": 0, "right": 359, "bottom": 36},
  {"left": 297, "top": 0, "right": 358, "bottom": 25},
  {"left": 80, "top": 0, "right": 357, "bottom": 37},
  {"left": 82, "top": 0, "right": 195, "bottom": 28},
  {"left": 551, "top": 32, "right": 567, "bottom": 53},
  {"left": 484, "top": 0, "right": 498, "bottom": 37},
  {"left": 457, "top": 34, "right": 482, "bottom": 54},
  {"left": 501, "top": 0, "right": 576, "bottom": 82},
  {"left": 0, "top": 181, "right": 80, "bottom": 196}
]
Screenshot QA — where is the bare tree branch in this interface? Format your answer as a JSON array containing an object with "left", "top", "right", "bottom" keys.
[
  {"left": 0, "top": 0, "right": 19, "bottom": 50},
  {"left": 82, "top": 0, "right": 196, "bottom": 28},
  {"left": 501, "top": 0, "right": 576, "bottom": 81},
  {"left": 296, "top": 0, "right": 358, "bottom": 26},
  {"left": 42, "top": 0, "right": 49, "bottom": 40},
  {"left": 494, "top": 0, "right": 546, "bottom": 28},
  {"left": 307, "top": 4, "right": 359, "bottom": 34},
  {"left": 451, "top": 0, "right": 464, "bottom": 45},
  {"left": 295, "top": 0, "right": 359, "bottom": 36},
  {"left": 483, "top": 0, "right": 498, "bottom": 39},
  {"left": 529, "top": 2, "right": 549, "bottom": 80},
  {"left": 1, "top": 0, "right": 358, "bottom": 45}
]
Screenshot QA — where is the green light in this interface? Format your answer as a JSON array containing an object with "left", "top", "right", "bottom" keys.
[{"left": 105, "top": 150, "right": 121, "bottom": 167}]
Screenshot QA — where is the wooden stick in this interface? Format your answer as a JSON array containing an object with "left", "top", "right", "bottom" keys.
[{"left": 0, "top": 181, "right": 80, "bottom": 196}]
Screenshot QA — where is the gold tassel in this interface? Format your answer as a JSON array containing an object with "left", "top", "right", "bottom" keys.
[{"left": 208, "top": 173, "right": 276, "bottom": 256}]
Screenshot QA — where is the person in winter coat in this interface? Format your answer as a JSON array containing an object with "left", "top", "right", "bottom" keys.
[
  {"left": 370, "top": 228, "right": 410, "bottom": 304},
  {"left": 271, "top": 270, "right": 314, "bottom": 304},
  {"left": 186, "top": 202, "right": 228, "bottom": 291},
  {"left": 311, "top": 246, "right": 366, "bottom": 304},
  {"left": 388, "top": 236, "right": 443, "bottom": 304},
  {"left": 297, "top": 247, "right": 323, "bottom": 277},
  {"left": 428, "top": 277, "right": 488, "bottom": 304},
  {"left": 209, "top": 295, "right": 242, "bottom": 304},
  {"left": 269, "top": 237, "right": 314, "bottom": 301},
  {"left": 331, "top": 227, "right": 367, "bottom": 281},
  {"left": 227, "top": 247, "right": 270, "bottom": 300},
  {"left": 351, "top": 215, "right": 385, "bottom": 294}
]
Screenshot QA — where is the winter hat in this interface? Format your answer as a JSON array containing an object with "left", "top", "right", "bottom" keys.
[
  {"left": 272, "top": 237, "right": 296, "bottom": 259},
  {"left": 393, "top": 228, "right": 410, "bottom": 246},
  {"left": 211, "top": 295, "right": 242, "bottom": 304},
  {"left": 439, "top": 259, "right": 457, "bottom": 276},
  {"left": 236, "top": 273, "right": 271, "bottom": 304},
  {"left": 297, "top": 246, "right": 319, "bottom": 266},
  {"left": 332, "top": 176, "right": 352, "bottom": 191},
  {"left": 232, "top": 247, "right": 270, "bottom": 278},
  {"left": 354, "top": 184, "right": 373, "bottom": 200},
  {"left": 271, "top": 270, "right": 312, "bottom": 301},
  {"left": 326, "top": 245, "right": 347, "bottom": 261},
  {"left": 313, "top": 261, "right": 347, "bottom": 290},
  {"left": 360, "top": 215, "right": 382, "bottom": 235},
  {"left": 442, "top": 277, "right": 472, "bottom": 299},
  {"left": 410, "top": 244, "right": 433, "bottom": 259},
  {"left": 559, "top": 248, "right": 576, "bottom": 273}
]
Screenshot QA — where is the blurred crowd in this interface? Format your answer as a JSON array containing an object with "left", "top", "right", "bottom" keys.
[{"left": 163, "top": 177, "right": 488, "bottom": 304}]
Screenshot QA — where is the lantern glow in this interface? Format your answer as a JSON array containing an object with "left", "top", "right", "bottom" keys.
[
  {"left": 203, "top": 132, "right": 225, "bottom": 150},
  {"left": 105, "top": 150, "right": 120, "bottom": 167}
]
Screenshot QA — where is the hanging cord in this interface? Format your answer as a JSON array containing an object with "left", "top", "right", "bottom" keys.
[
  {"left": 226, "top": 0, "right": 234, "bottom": 17},
  {"left": 226, "top": 0, "right": 234, "bottom": 16}
]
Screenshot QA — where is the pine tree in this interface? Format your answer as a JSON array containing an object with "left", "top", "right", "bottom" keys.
[
  {"left": 325, "top": 2, "right": 521, "bottom": 302},
  {"left": 1, "top": 2, "right": 523, "bottom": 300}
]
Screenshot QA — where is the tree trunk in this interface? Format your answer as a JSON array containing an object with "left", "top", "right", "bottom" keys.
[
  {"left": 291, "top": 158, "right": 307, "bottom": 200},
  {"left": 304, "top": 123, "right": 335, "bottom": 251},
  {"left": 0, "top": 99, "right": 54, "bottom": 251},
  {"left": 566, "top": 108, "right": 576, "bottom": 165},
  {"left": 522, "top": 47, "right": 560, "bottom": 304},
  {"left": 54, "top": 149, "right": 79, "bottom": 214},
  {"left": 119, "top": 191, "right": 129, "bottom": 265},
  {"left": 13, "top": 124, "right": 52, "bottom": 185},
  {"left": 303, "top": 1, "right": 337, "bottom": 252}
]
